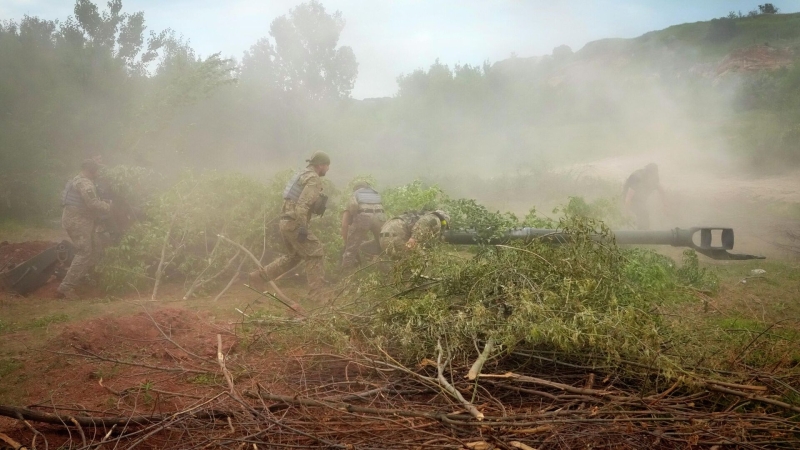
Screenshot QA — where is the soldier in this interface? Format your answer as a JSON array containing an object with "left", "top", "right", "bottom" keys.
[
  {"left": 340, "top": 181, "right": 386, "bottom": 271},
  {"left": 250, "top": 151, "right": 331, "bottom": 295},
  {"left": 379, "top": 210, "right": 450, "bottom": 258},
  {"left": 57, "top": 159, "right": 111, "bottom": 299},
  {"left": 622, "top": 163, "right": 666, "bottom": 230}
]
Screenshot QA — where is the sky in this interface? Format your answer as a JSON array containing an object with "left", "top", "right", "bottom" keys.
[{"left": 4, "top": 0, "right": 800, "bottom": 98}]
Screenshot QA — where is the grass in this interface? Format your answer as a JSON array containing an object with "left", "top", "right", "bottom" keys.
[
  {"left": 28, "top": 313, "right": 70, "bottom": 329},
  {"left": 0, "top": 218, "right": 65, "bottom": 243},
  {"left": 0, "top": 358, "right": 24, "bottom": 403}
]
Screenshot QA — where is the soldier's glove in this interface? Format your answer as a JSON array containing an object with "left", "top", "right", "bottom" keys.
[{"left": 297, "top": 226, "right": 308, "bottom": 243}]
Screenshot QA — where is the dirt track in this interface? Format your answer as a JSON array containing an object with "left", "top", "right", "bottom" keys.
[{"left": 561, "top": 153, "right": 800, "bottom": 260}]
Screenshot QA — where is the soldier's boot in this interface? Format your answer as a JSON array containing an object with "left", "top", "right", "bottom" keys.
[{"left": 56, "top": 285, "right": 79, "bottom": 300}]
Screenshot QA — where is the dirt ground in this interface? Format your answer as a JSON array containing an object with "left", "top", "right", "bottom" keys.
[{"left": 0, "top": 241, "right": 58, "bottom": 273}]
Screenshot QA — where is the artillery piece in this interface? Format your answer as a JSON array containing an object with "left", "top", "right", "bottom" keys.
[
  {"left": 443, "top": 226, "right": 764, "bottom": 260},
  {"left": 0, "top": 241, "right": 75, "bottom": 295}
]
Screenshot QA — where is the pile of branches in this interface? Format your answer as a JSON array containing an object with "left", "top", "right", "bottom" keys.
[{"left": 1, "top": 338, "right": 798, "bottom": 450}]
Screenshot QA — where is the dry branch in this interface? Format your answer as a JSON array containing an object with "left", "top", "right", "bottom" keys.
[
  {"left": 214, "top": 255, "right": 246, "bottom": 302},
  {"left": 0, "top": 433, "right": 26, "bottom": 450},
  {"left": 705, "top": 382, "right": 800, "bottom": 414},
  {"left": 467, "top": 338, "right": 495, "bottom": 381},
  {"left": 436, "top": 341, "right": 484, "bottom": 420},
  {"left": 0, "top": 405, "right": 232, "bottom": 427},
  {"left": 217, "top": 234, "right": 304, "bottom": 314},
  {"left": 52, "top": 349, "right": 211, "bottom": 374},
  {"left": 217, "top": 334, "right": 239, "bottom": 400},
  {"left": 152, "top": 213, "right": 178, "bottom": 301},
  {"left": 184, "top": 249, "right": 241, "bottom": 300}
]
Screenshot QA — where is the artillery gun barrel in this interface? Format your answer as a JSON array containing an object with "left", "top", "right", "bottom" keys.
[{"left": 443, "top": 227, "right": 764, "bottom": 261}]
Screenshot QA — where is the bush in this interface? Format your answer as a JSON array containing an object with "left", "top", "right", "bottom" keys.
[
  {"left": 97, "top": 171, "right": 272, "bottom": 294},
  {"left": 366, "top": 214, "right": 713, "bottom": 376}
]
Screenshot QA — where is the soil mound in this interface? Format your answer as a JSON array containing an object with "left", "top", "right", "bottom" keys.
[
  {"left": 57, "top": 308, "right": 227, "bottom": 358},
  {"left": 0, "top": 240, "right": 56, "bottom": 272}
]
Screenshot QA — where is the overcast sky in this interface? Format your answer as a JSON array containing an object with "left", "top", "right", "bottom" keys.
[{"left": 4, "top": 0, "right": 800, "bottom": 98}]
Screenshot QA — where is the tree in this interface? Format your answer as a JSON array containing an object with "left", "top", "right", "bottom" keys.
[
  {"left": 758, "top": 3, "right": 779, "bottom": 14},
  {"left": 268, "top": 0, "right": 358, "bottom": 100}
]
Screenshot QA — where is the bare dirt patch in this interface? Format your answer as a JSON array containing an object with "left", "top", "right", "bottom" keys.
[{"left": 0, "top": 241, "right": 55, "bottom": 273}]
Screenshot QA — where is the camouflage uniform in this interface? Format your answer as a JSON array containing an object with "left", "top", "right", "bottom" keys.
[
  {"left": 259, "top": 167, "right": 327, "bottom": 291},
  {"left": 623, "top": 167, "right": 660, "bottom": 230},
  {"left": 341, "top": 187, "right": 386, "bottom": 270},
  {"left": 379, "top": 212, "right": 444, "bottom": 258},
  {"left": 58, "top": 174, "right": 111, "bottom": 294}
]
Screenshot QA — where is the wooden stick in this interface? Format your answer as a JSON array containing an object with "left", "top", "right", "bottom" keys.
[
  {"left": 436, "top": 340, "right": 484, "bottom": 421},
  {"left": 51, "top": 349, "right": 210, "bottom": 374},
  {"left": 479, "top": 372, "right": 622, "bottom": 398},
  {"left": 69, "top": 417, "right": 86, "bottom": 448},
  {"left": 0, "top": 405, "right": 232, "bottom": 427},
  {"left": 704, "top": 380, "right": 768, "bottom": 392},
  {"left": 467, "top": 338, "right": 495, "bottom": 381},
  {"left": 705, "top": 383, "right": 800, "bottom": 414},
  {"left": 183, "top": 228, "right": 226, "bottom": 299},
  {"left": 184, "top": 249, "right": 240, "bottom": 300},
  {"left": 214, "top": 255, "right": 246, "bottom": 302},
  {"left": 152, "top": 214, "right": 178, "bottom": 301},
  {"left": 14, "top": 414, "right": 43, "bottom": 450},
  {"left": 216, "top": 234, "right": 302, "bottom": 312},
  {"left": 0, "top": 433, "right": 26, "bottom": 450},
  {"left": 217, "top": 334, "right": 239, "bottom": 400}
]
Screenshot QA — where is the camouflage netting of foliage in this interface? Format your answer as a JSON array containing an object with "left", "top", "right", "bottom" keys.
[{"left": 354, "top": 215, "right": 717, "bottom": 378}]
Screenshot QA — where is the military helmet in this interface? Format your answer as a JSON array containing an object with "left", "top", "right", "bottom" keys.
[
  {"left": 432, "top": 210, "right": 450, "bottom": 228},
  {"left": 306, "top": 151, "right": 331, "bottom": 166},
  {"left": 353, "top": 181, "right": 371, "bottom": 191},
  {"left": 81, "top": 158, "right": 100, "bottom": 173}
]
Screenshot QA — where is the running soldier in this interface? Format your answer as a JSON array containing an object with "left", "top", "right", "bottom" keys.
[{"left": 250, "top": 152, "right": 331, "bottom": 295}]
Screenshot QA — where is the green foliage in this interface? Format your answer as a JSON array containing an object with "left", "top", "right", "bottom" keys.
[
  {"left": 520, "top": 208, "right": 555, "bottom": 228},
  {"left": 364, "top": 213, "right": 720, "bottom": 377},
  {"left": 267, "top": 0, "right": 358, "bottom": 100},
  {"left": 442, "top": 198, "right": 518, "bottom": 242},
  {"left": 758, "top": 3, "right": 779, "bottom": 15},
  {"left": 556, "top": 196, "right": 630, "bottom": 228},
  {"left": 0, "top": 1, "right": 235, "bottom": 223},
  {"left": 97, "top": 167, "right": 353, "bottom": 293},
  {"left": 98, "top": 170, "right": 271, "bottom": 293},
  {"left": 381, "top": 180, "right": 445, "bottom": 216},
  {"left": 27, "top": 314, "right": 70, "bottom": 329},
  {"left": 706, "top": 17, "right": 739, "bottom": 43}
]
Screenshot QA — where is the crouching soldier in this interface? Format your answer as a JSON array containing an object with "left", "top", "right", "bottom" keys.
[
  {"left": 340, "top": 181, "right": 386, "bottom": 271},
  {"left": 379, "top": 210, "right": 450, "bottom": 258},
  {"left": 250, "top": 152, "right": 331, "bottom": 297},
  {"left": 57, "top": 159, "right": 111, "bottom": 299}
]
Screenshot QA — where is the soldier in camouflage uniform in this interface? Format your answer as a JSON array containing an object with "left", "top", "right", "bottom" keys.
[
  {"left": 379, "top": 210, "right": 450, "bottom": 258},
  {"left": 250, "top": 152, "right": 331, "bottom": 294},
  {"left": 340, "top": 181, "right": 386, "bottom": 271},
  {"left": 623, "top": 163, "right": 666, "bottom": 230},
  {"left": 57, "top": 159, "right": 111, "bottom": 299}
]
